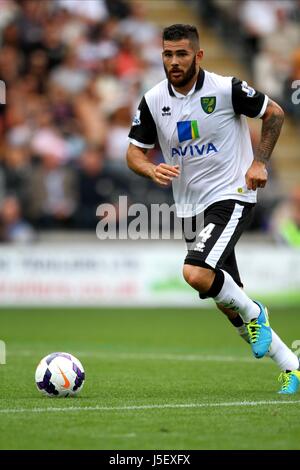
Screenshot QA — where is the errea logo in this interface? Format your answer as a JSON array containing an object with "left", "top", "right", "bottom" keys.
[{"left": 162, "top": 106, "right": 171, "bottom": 116}]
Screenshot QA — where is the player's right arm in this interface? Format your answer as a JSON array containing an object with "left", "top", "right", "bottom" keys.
[
  {"left": 127, "top": 144, "right": 180, "bottom": 186},
  {"left": 126, "top": 96, "right": 180, "bottom": 186}
]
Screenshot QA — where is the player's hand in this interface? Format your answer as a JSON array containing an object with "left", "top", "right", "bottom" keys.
[
  {"left": 151, "top": 163, "right": 180, "bottom": 186},
  {"left": 245, "top": 161, "right": 268, "bottom": 191}
]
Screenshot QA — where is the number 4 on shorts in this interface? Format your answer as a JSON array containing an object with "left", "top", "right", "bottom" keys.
[
  {"left": 194, "top": 223, "right": 215, "bottom": 252},
  {"left": 198, "top": 223, "right": 215, "bottom": 242}
]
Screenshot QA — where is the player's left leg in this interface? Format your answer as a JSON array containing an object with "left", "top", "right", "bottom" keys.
[
  {"left": 216, "top": 303, "right": 250, "bottom": 343},
  {"left": 216, "top": 250, "right": 300, "bottom": 392},
  {"left": 217, "top": 303, "right": 300, "bottom": 393},
  {"left": 278, "top": 370, "right": 300, "bottom": 394},
  {"left": 183, "top": 201, "right": 299, "bottom": 392}
]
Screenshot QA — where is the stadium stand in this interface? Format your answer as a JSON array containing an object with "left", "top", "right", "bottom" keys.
[{"left": 0, "top": 0, "right": 299, "bottom": 240}]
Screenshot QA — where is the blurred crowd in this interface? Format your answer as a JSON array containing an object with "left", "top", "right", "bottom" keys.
[
  {"left": 196, "top": 0, "right": 300, "bottom": 123},
  {"left": 190, "top": 0, "right": 300, "bottom": 245},
  {"left": 0, "top": 0, "right": 299, "bottom": 245},
  {"left": 0, "top": 0, "right": 171, "bottom": 241}
]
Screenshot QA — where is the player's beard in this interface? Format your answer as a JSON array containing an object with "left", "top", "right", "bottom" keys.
[{"left": 164, "top": 55, "right": 197, "bottom": 88}]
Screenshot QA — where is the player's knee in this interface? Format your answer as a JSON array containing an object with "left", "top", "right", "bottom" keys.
[{"left": 182, "top": 265, "right": 214, "bottom": 293}]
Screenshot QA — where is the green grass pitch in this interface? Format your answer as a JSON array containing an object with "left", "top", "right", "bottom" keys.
[{"left": 1, "top": 306, "right": 300, "bottom": 450}]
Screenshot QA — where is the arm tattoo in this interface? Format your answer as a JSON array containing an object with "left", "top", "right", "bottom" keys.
[{"left": 255, "top": 100, "right": 284, "bottom": 165}]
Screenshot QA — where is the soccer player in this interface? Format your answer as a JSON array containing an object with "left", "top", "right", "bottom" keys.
[{"left": 126, "top": 24, "right": 300, "bottom": 394}]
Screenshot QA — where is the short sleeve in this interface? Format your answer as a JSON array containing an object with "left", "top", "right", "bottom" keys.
[
  {"left": 128, "top": 96, "right": 157, "bottom": 148},
  {"left": 231, "top": 77, "right": 268, "bottom": 118}
]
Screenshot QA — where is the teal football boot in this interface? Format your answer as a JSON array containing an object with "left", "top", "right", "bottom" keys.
[
  {"left": 278, "top": 370, "right": 300, "bottom": 394},
  {"left": 246, "top": 301, "right": 272, "bottom": 359}
]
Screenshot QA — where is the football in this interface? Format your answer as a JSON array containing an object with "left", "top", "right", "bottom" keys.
[{"left": 35, "top": 352, "right": 85, "bottom": 397}]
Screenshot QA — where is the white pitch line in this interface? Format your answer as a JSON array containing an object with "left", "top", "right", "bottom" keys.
[
  {"left": 1, "top": 400, "right": 300, "bottom": 414},
  {"left": 79, "top": 352, "right": 261, "bottom": 364},
  {"left": 97, "top": 433, "right": 136, "bottom": 439},
  {"left": 8, "top": 350, "right": 271, "bottom": 365}
]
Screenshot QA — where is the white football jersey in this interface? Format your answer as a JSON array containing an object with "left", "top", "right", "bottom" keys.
[{"left": 128, "top": 69, "right": 268, "bottom": 217}]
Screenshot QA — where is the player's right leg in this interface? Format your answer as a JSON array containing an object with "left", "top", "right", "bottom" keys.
[
  {"left": 183, "top": 264, "right": 272, "bottom": 358},
  {"left": 216, "top": 250, "right": 250, "bottom": 342},
  {"left": 218, "top": 302, "right": 299, "bottom": 364},
  {"left": 182, "top": 200, "right": 272, "bottom": 358}
]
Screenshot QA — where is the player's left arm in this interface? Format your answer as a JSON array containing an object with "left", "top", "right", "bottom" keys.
[
  {"left": 246, "top": 98, "right": 284, "bottom": 191},
  {"left": 231, "top": 78, "right": 285, "bottom": 191}
]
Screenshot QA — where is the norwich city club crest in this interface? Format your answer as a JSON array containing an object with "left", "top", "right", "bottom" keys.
[{"left": 201, "top": 97, "right": 216, "bottom": 114}]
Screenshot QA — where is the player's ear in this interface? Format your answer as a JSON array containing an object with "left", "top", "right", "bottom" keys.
[{"left": 196, "top": 49, "right": 204, "bottom": 63}]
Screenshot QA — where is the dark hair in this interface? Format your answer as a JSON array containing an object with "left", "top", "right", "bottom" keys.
[{"left": 162, "top": 24, "right": 199, "bottom": 49}]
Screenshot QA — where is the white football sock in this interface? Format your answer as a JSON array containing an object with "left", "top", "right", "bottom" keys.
[
  {"left": 266, "top": 329, "right": 299, "bottom": 371},
  {"left": 214, "top": 270, "right": 260, "bottom": 323},
  {"left": 235, "top": 325, "right": 299, "bottom": 371},
  {"left": 236, "top": 324, "right": 250, "bottom": 343}
]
